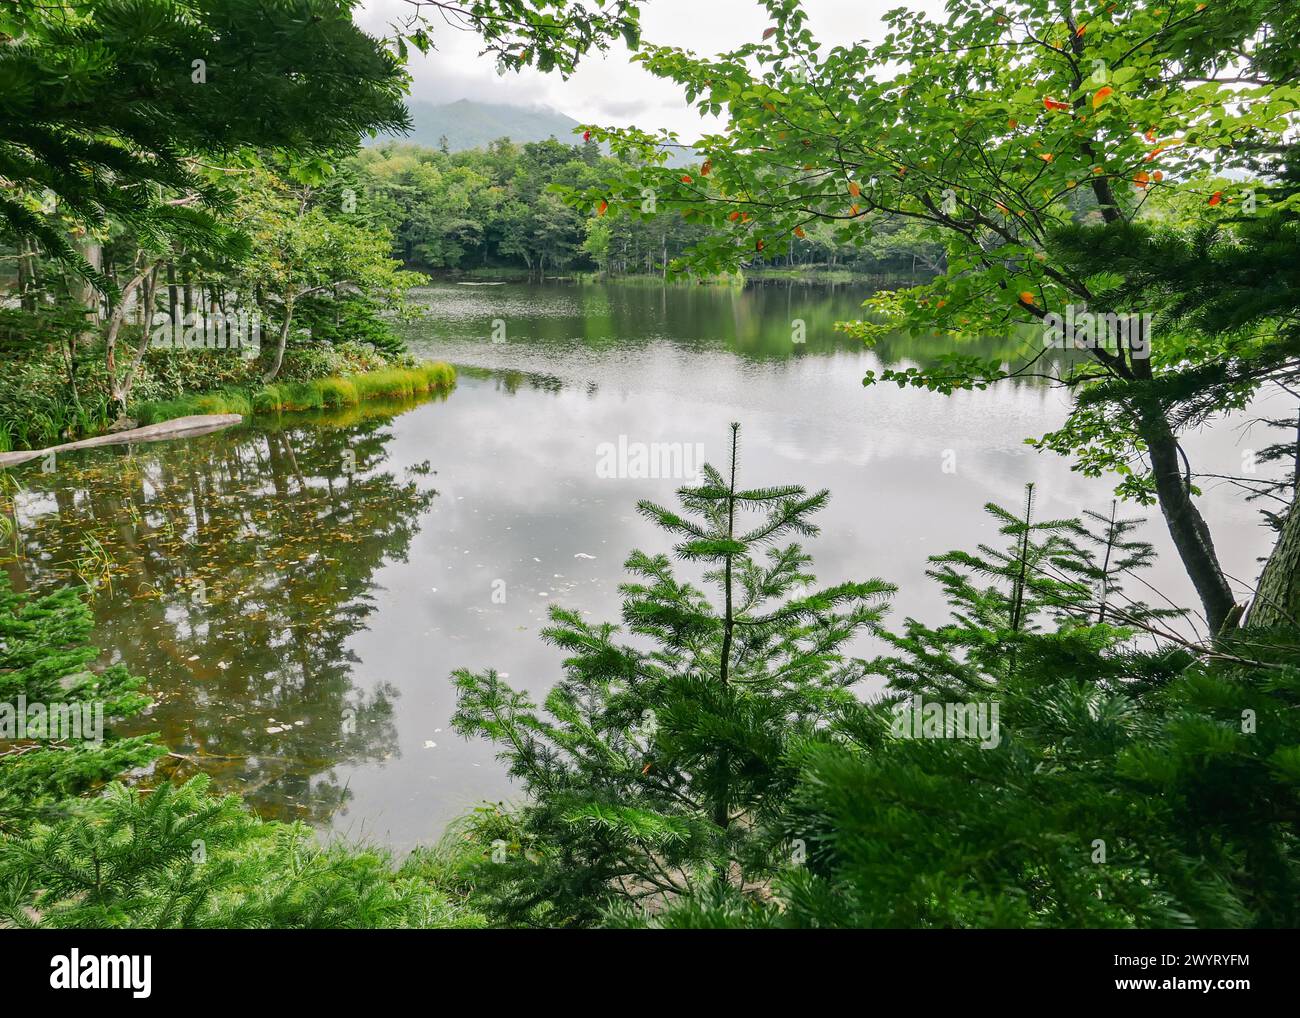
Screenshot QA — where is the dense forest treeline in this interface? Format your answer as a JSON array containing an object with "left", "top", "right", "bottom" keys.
[{"left": 348, "top": 138, "right": 946, "bottom": 279}]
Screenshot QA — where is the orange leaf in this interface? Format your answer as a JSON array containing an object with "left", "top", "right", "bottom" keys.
[
  {"left": 1043, "top": 96, "right": 1071, "bottom": 112},
  {"left": 597, "top": 200, "right": 608, "bottom": 216},
  {"left": 1145, "top": 128, "right": 1158, "bottom": 142},
  {"left": 701, "top": 160, "right": 712, "bottom": 176},
  {"left": 763, "top": 26, "right": 778, "bottom": 39},
  {"left": 1153, "top": 170, "right": 1164, "bottom": 182},
  {"left": 680, "top": 174, "right": 693, "bottom": 184},
  {"left": 756, "top": 239, "right": 765, "bottom": 251},
  {"left": 1038, "top": 153, "right": 1054, "bottom": 162},
  {"left": 1008, "top": 118, "right": 1018, "bottom": 129},
  {"left": 849, "top": 204, "right": 860, "bottom": 216},
  {"left": 1019, "top": 291, "right": 1036, "bottom": 305},
  {"left": 793, "top": 226, "right": 806, "bottom": 238},
  {"left": 848, "top": 181, "right": 862, "bottom": 197},
  {"left": 1092, "top": 86, "right": 1113, "bottom": 108},
  {"left": 1076, "top": 24, "right": 1087, "bottom": 36},
  {"left": 583, "top": 130, "right": 592, "bottom": 142},
  {"left": 728, "top": 210, "right": 741, "bottom": 221},
  {"left": 1208, "top": 191, "right": 1223, "bottom": 206}
]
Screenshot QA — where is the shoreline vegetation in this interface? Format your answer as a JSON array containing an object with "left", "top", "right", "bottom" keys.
[
  {"left": 132, "top": 361, "right": 457, "bottom": 427},
  {"left": 439, "top": 266, "right": 918, "bottom": 287}
]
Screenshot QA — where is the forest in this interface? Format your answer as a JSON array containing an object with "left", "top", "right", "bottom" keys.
[
  {"left": 1, "top": 0, "right": 1298, "bottom": 952},
  {"left": 352, "top": 137, "right": 945, "bottom": 278}
]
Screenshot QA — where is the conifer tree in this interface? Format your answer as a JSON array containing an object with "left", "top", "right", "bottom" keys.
[
  {"left": 451, "top": 423, "right": 893, "bottom": 924},
  {"left": 620, "top": 510, "right": 1299, "bottom": 930}
]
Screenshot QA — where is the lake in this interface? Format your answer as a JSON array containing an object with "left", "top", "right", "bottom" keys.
[{"left": 1, "top": 280, "right": 1282, "bottom": 848}]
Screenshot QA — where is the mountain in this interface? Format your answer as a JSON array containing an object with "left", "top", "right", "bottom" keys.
[
  {"left": 374, "top": 98, "right": 699, "bottom": 167},
  {"left": 378, "top": 99, "right": 586, "bottom": 152}
]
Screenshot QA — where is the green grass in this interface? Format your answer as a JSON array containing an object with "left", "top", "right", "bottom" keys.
[{"left": 134, "top": 362, "right": 456, "bottom": 425}]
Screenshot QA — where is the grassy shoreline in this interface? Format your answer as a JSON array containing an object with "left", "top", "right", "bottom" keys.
[{"left": 133, "top": 361, "right": 457, "bottom": 426}]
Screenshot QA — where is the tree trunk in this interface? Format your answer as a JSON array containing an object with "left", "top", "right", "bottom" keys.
[
  {"left": 105, "top": 263, "right": 156, "bottom": 418},
  {"left": 17, "top": 237, "right": 38, "bottom": 312},
  {"left": 263, "top": 295, "right": 295, "bottom": 382},
  {"left": 167, "top": 262, "right": 179, "bottom": 322},
  {"left": 73, "top": 235, "right": 102, "bottom": 349},
  {"left": 1245, "top": 497, "right": 1300, "bottom": 628},
  {"left": 1137, "top": 407, "right": 1235, "bottom": 634}
]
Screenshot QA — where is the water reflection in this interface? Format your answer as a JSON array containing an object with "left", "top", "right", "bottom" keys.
[
  {"left": 405, "top": 278, "right": 1055, "bottom": 372},
  {"left": 3, "top": 399, "right": 442, "bottom": 824}
]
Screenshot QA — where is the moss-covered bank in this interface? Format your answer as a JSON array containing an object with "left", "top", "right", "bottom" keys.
[{"left": 133, "top": 362, "right": 456, "bottom": 425}]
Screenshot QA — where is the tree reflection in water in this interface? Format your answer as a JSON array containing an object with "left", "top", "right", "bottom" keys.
[{"left": 0, "top": 398, "right": 443, "bottom": 825}]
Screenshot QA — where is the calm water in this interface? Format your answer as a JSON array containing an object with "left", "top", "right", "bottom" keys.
[{"left": 2, "top": 280, "right": 1282, "bottom": 848}]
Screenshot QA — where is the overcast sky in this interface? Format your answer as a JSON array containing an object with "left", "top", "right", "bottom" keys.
[{"left": 356, "top": 0, "right": 943, "bottom": 139}]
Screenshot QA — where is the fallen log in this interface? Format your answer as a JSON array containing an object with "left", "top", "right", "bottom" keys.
[{"left": 0, "top": 414, "right": 244, "bottom": 469}]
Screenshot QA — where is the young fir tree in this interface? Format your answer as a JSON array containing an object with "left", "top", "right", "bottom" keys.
[
  {"left": 0, "top": 575, "right": 160, "bottom": 833},
  {"left": 1062, "top": 501, "right": 1173, "bottom": 627},
  {"left": 623, "top": 513, "right": 1299, "bottom": 930},
  {"left": 451, "top": 423, "right": 893, "bottom": 926},
  {"left": 877, "top": 486, "right": 1184, "bottom": 702}
]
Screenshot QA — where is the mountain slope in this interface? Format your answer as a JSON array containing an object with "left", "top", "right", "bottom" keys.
[{"left": 379, "top": 99, "right": 585, "bottom": 151}]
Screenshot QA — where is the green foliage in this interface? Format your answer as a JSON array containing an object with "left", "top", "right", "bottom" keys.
[
  {"left": 353, "top": 138, "right": 927, "bottom": 279},
  {"left": 0, "top": 0, "right": 409, "bottom": 286},
  {"left": 607, "top": 493, "right": 1298, "bottom": 930},
  {"left": 451, "top": 423, "right": 894, "bottom": 925},
  {"left": 0, "top": 575, "right": 160, "bottom": 831},
  {"left": 132, "top": 361, "right": 456, "bottom": 423},
  {"left": 0, "top": 570, "right": 484, "bottom": 929},
  {"left": 574, "top": 0, "right": 1300, "bottom": 632},
  {"left": 0, "top": 777, "right": 484, "bottom": 929}
]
